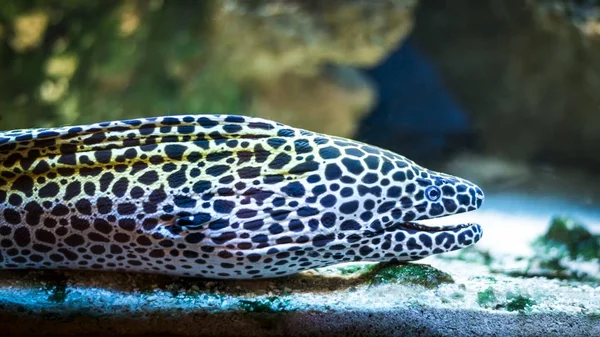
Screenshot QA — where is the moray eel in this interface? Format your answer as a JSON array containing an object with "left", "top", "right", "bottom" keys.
[{"left": 0, "top": 115, "right": 484, "bottom": 279}]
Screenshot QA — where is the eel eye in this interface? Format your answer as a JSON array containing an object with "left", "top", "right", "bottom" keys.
[{"left": 425, "top": 186, "right": 441, "bottom": 202}]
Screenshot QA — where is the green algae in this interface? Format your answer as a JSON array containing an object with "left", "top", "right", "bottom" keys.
[
  {"left": 335, "top": 264, "right": 377, "bottom": 276},
  {"left": 477, "top": 287, "right": 498, "bottom": 308},
  {"left": 365, "top": 263, "right": 454, "bottom": 288},
  {"left": 505, "top": 294, "right": 536, "bottom": 312},
  {"left": 238, "top": 296, "right": 293, "bottom": 313},
  {"left": 0, "top": 0, "right": 245, "bottom": 131},
  {"left": 535, "top": 216, "right": 600, "bottom": 261},
  {"left": 477, "top": 287, "right": 536, "bottom": 312}
]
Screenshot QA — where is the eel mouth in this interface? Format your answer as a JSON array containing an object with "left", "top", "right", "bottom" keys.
[{"left": 397, "top": 221, "right": 479, "bottom": 232}]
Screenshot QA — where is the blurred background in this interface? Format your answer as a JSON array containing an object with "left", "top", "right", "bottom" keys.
[{"left": 1, "top": 0, "right": 600, "bottom": 213}]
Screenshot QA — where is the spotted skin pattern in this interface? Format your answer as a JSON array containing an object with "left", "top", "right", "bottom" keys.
[{"left": 0, "top": 115, "right": 484, "bottom": 279}]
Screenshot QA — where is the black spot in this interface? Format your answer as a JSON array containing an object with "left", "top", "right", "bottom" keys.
[
  {"left": 83, "top": 182, "right": 96, "bottom": 196},
  {"left": 406, "top": 238, "right": 422, "bottom": 250},
  {"left": 167, "top": 168, "right": 187, "bottom": 189},
  {"left": 364, "top": 155, "right": 380, "bottom": 170},
  {"left": 243, "top": 219, "right": 263, "bottom": 231},
  {"left": 118, "top": 218, "right": 136, "bottom": 231},
  {"left": 359, "top": 246, "right": 374, "bottom": 256},
  {"left": 38, "top": 182, "right": 60, "bottom": 198},
  {"left": 247, "top": 254, "right": 261, "bottom": 262},
  {"left": 99, "top": 172, "right": 115, "bottom": 192},
  {"left": 114, "top": 233, "right": 130, "bottom": 243},
  {"left": 238, "top": 166, "right": 261, "bottom": 179},
  {"left": 174, "top": 195, "right": 197, "bottom": 209},
  {"left": 117, "top": 203, "right": 136, "bottom": 215},
  {"left": 70, "top": 216, "right": 90, "bottom": 231},
  {"left": 88, "top": 233, "right": 110, "bottom": 243},
  {"left": 345, "top": 148, "right": 365, "bottom": 157},
  {"left": 339, "top": 201, "right": 359, "bottom": 214},
  {"left": 360, "top": 211, "right": 373, "bottom": 222},
  {"left": 264, "top": 175, "right": 284, "bottom": 184},
  {"left": 269, "top": 153, "right": 291, "bottom": 170},
  {"left": 281, "top": 181, "right": 306, "bottom": 198},
  {"left": 251, "top": 234, "right": 268, "bottom": 243},
  {"left": 212, "top": 232, "right": 236, "bottom": 245},
  {"left": 142, "top": 218, "right": 158, "bottom": 231},
  {"left": 457, "top": 194, "right": 470, "bottom": 206},
  {"left": 313, "top": 233, "right": 335, "bottom": 247},
  {"left": 429, "top": 203, "right": 444, "bottom": 216},
  {"left": 35, "top": 229, "right": 56, "bottom": 244},
  {"left": 268, "top": 224, "right": 284, "bottom": 235},
  {"left": 253, "top": 144, "right": 270, "bottom": 163},
  {"left": 24, "top": 201, "right": 44, "bottom": 226},
  {"left": 267, "top": 138, "right": 285, "bottom": 149},
  {"left": 65, "top": 181, "right": 81, "bottom": 200},
  {"left": 32, "top": 160, "right": 51, "bottom": 175},
  {"left": 14, "top": 227, "right": 31, "bottom": 246},
  {"left": 112, "top": 177, "right": 129, "bottom": 198},
  {"left": 75, "top": 199, "right": 93, "bottom": 215},
  {"left": 319, "top": 194, "right": 337, "bottom": 208},
  {"left": 206, "top": 151, "right": 232, "bottom": 162},
  {"left": 138, "top": 171, "right": 159, "bottom": 185},
  {"left": 377, "top": 201, "right": 396, "bottom": 214},
  {"left": 442, "top": 198, "right": 457, "bottom": 213},
  {"left": 206, "top": 165, "right": 229, "bottom": 177},
  {"left": 319, "top": 146, "right": 341, "bottom": 159},
  {"left": 130, "top": 186, "right": 145, "bottom": 199},
  {"left": 164, "top": 144, "right": 186, "bottom": 161},
  {"left": 435, "top": 232, "right": 455, "bottom": 249},
  {"left": 32, "top": 244, "right": 52, "bottom": 253},
  {"left": 236, "top": 209, "right": 257, "bottom": 219},
  {"left": 324, "top": 163, "right": 342, "bottom": 180},
  {"left": 3, "top": 208, "right": 21, "bottom": 225},
  {"left": 381, "top": 161, "right": 394, "bottom": 175},
  {"left": 419, "top": 234, "right": 433, "bottom": 248},
  {"left": 12, "top": 175, "right": 34, "bottom": 196},
  {"left": 208, "top": 219, "right": 229, "bottom": 231},
  {"left": 289, "top": 161, "right": 319, "bottom": 175},
  {"left": 340, "top": 220, "right": 361, "bottom": 231},
  {"left": 213, "top": 199, "right": 235, "bottom": 214},
  {"left": 320, "top": 212, "right": 336, "bottom": 228},
  {"left": 294, "top": 139, "right": 313, "bottom": 154},
  {"left": 96, "top": 196, "right": 113, "bottom": 214},
  {"left": 50, "top": 204, "right": 69, "bottom": 217},
  {"left": 362, "top": 173, "right": 379, "bottom": 184},
  {"left": 149, "top": 188, "right": 168, "bottom": 206},
  {"left": 297, "top": 206, "right": 319, "bottom": 217},
  {"left": 341, "top": 158, "right": 364, "bottom": 175},
  {"left": 347, "top": 234, "right": 361, "bottom": 243},
  {"left": 289, "top": 219, "right": 304, "bottom": 232},
  {"left": 392, "top": 171, "right": 406, "bottom": 182},
  {"left": 193, "top": 180, "right": 212, "bottom": 194}
]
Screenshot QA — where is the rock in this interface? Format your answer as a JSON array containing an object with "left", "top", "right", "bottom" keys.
[
  {"left": 212, "top": 0, "right": 415, "bottom": 137},
  {"left": 411, "top": 0, "right": 600, "bottom": 170},
  {"left": 537, "top": 216, "right": 600, "bottom": 261},
  {"left": 356, "top": 38, "right": 471, "bottom": 161},
  {"left": 250, "top": 65, "right": 375, "bottom": 138},
  {"left": 0, "top": 0, "right": 415, "bottom": 138},
  {"left": 10, "top": 12, "right": 49, "bottom": 52},
  {"left": 211, "top": 0, "right": 415, "bottom": 80}
]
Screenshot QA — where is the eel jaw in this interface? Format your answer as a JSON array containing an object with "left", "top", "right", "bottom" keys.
[{"left": 397, "top": 221, "right": 480, "bottom": 232}]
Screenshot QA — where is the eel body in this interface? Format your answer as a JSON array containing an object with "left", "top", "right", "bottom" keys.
[{"left": 0, "top": 115, "right": 484, "bottom": 279}]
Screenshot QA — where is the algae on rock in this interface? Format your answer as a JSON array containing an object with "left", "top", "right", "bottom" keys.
[{"left": 0, "top": 0, "right": 414, "bottom": 138}]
